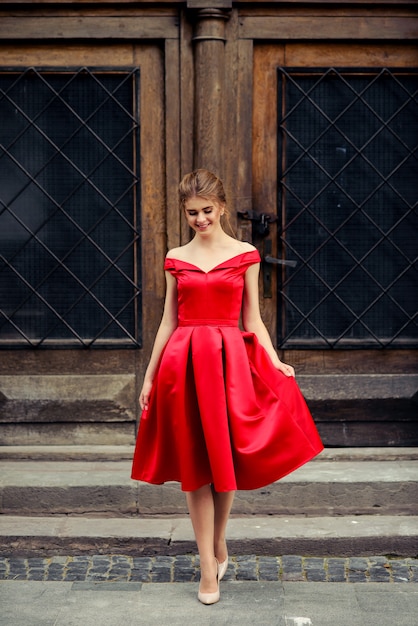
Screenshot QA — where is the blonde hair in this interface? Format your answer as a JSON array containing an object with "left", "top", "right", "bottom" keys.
[{"left": 179, "top": 169, "right": 235, "bottom": 236}]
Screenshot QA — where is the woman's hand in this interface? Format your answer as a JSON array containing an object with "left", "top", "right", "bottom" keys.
[
  {"left": 139, "top": 379, "right": 153, "bottom": 410},
  {"left": 275, "top": 360, "right": 295, "bottom": 378}
]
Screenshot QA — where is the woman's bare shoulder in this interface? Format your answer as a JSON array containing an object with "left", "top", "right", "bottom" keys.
[
  {"left": 166, "top": 244, "right": 193, "bottom": 261},
  {"left": 237, "top": 241, "right": 257, "bottom": 253}
]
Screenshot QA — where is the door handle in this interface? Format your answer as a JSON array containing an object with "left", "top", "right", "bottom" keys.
[
  {"left": 262, "top": 240, "right": 297, "bottom": 298},
  {"left": 264, "top": 255, "right": 297, "bottom": 268}
]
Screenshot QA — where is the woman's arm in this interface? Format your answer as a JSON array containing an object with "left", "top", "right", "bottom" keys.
[
  {"left": 139, "top": 271, "right": 178, "bottom": 409},
  {"left": 242, "top": 263, "right": 295, "bottom": 377}
]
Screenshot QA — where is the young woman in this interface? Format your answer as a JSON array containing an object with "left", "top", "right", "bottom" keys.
[{"left": 131, "top": 169, "right": 323, "bottom": 605}]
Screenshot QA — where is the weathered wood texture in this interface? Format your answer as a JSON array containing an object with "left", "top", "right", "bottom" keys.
[
  {"left": 0, "top": 42, "right": 137, "bottom": 66},
  {"left": 0, "top": 17, "right": 179, "bottom": 39},
  {"left": 284, "top": 43, "right": 418, "bottom": 67},
  {"left": 285, "top": 350, "right": 418, "bottom": 375},
  {"left": 224, "top": 11, "right": 253, "bottom": 239},
  {"left": 165, "top": 39, "right": 182, "bottom": 251},
  {"left": 240, "top": 17, "right": 418, "bottom": 40},
  {"left": 193, "top": 39, "right": 226, "bottom": 172},
  {"left": 252, "top": 45, "right": 284, "bottom": 337},
  {"left": 0, "top": 6, "right": 178, "bottom": 15},
  {"left": 138, "top": 44, "right": 166, "bottom": 369},
  {"left": 192, "top": 10, "right": 228, "bottom": 174},
  {"left": 179, "top": 13, "right": 194, "bottom": 245},
  {"left": 239, "top": 5, "right": 418, "bottom": 15},
  {"left": 0, "top": 350, "right": 136, "bottom": 375}
]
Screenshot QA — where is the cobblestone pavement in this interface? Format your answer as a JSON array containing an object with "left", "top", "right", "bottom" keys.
[{"left": 1, "top": 555, "right": 417, "bottom": 584}]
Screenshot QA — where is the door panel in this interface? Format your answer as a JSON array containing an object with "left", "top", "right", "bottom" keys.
[
  {"left": 0, "top": 43, "right": 166, "bottom": 444},
  {"left": 252, "top": 43, "right": 418, "bottom": 446},
  {"left": 253, "top": 43, "right": 418, "bottom": 364}
]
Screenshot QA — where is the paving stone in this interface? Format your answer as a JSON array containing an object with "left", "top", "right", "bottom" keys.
[
  {"left": 173, "top": 555, "right": 196, "bottom": 582},
  {"left": 281, "top": 555, "right": 304, "bottom": 582},
  {"left": 348, "top": 557, "right": 369, "bottom": 571},
  {"left": 390, "top": 561, "right": 411, "bottom": 583},
  {"left": 27, "top": 569, "right": 45, "bottom": 581},
  {"left": 49, "top": 555, "right": 68, "bottom": 564},
  {"left": 72, "top": 555, "right": 91, "bottom": 563},
  {"left": 406, "top": 557, "right": 418, "bottom": 583},
  {"left": 108, "top": 572, "right": 130, "bottom": 581},
  {"left": 149, "top": 557, "right": 174, "bottom": 583},
  {"left": 88, "top": 565, "right": 110, "bottom": 574},
  {"left": 258, "top": 556, "right": 280, "bottom": 581},
  {"left": 27, "top": 558, "right": 45, "bottom": 567},
  {"left": 368, "top": 556, "right": 391, "bottom": 582},
  {"left": 0, "top": 554, "right": 416, "bottom": 584},
  {"left": 236, "top": 555, "right": 258, "bottom": 581},
  {"left": 46, "top": 563, "right": 65, "bottom": 580},
  {"left": 130, "top": 568, "right": 152, "bottom": 582},
  {"left": 304, "top": 558, "right": 327, "bottom": 582},
  {"left": 327, "top": 558, "right": 347, "bottom": 582},
  {"left": 7, "top": 558, "right": 28, "bottom": 580},
  {"left": 347, "top": 556, "right": 369, "bottom": 582},
  {"left": 91, "top": 555, "right": 111, "bottom": 565}
]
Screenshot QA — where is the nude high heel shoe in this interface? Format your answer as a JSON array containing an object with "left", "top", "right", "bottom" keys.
[
  {"left": 198, "top": 558, "right": 220, "bottom": 605},
  {"left": 217, "top": 554, "right": 229, "bottom": 581}
]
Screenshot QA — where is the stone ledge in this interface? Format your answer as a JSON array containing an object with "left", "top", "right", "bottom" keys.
[
  {"left": 1, "top": 515, "right": 417, "bottom": 558},
  {"left": 1, "top": 445, "right": 417, "bottom": 462},
  {"left": 0, "top": 375, "right": 135, "bottom": 401},
  {"left": 298, "top": 374, "right": 418, "bottom": 401}
]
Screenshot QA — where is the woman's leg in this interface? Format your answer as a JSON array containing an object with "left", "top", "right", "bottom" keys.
[
  {"left": 186, "top": 484, "right": 218, "bottom": 593},
  {"left": 212, "top": 488, "right": 235, "bottom": 563}
]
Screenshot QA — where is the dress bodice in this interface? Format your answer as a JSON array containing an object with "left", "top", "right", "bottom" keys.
[{"left": 164, "top": 250, "right": 261, "bottom": 326}]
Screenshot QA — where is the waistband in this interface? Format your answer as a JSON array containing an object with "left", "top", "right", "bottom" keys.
[{"left": 178, "top": 319, "right": 238, "bottom": 327}]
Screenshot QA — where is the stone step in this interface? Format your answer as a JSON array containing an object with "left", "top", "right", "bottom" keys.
[
  {"left": 1, "top": 374, "right": 417, "bottom": 446},
  {"left": 1, "top": 514, "right": 417, "bottom": 558},
  {"left": 1, "top": 451, "right": 417, "bottom": 517},
  {"left": 1, "top": 445, "right": 418, "bottom": 462}
]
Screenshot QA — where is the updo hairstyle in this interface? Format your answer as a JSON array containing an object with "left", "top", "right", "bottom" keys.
[{"left": 179, "top": 169, "right": 235, "bottom": 235}]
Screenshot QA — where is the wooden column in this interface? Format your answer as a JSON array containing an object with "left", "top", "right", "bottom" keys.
[{"left": 192, "top": 7, "right": 230, "bottom": 175}]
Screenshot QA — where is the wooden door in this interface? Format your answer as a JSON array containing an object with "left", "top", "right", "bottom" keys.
[
  {"left": 252, "top": 43, "right": 418, "bottom": 446},
  {"left": 0, "top": 42, "right": 167, "bottom": 444}
]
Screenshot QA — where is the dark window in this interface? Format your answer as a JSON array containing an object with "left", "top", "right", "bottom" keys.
[
  {"left": 278, "top": 68, "right": 418, "bottom": 348},
  {"left": 0, "top": 68, "right": 140, "bottom": 347}
]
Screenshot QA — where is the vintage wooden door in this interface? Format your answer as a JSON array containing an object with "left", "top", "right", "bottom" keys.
[
  {"left": 250, "top": 43, "right": 418, "bottom": 446},
  {"left": 0, "top": 39, "right": 169, "bottom": 444}
]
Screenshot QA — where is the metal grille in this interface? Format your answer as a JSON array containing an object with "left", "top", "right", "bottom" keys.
[
  {"left": 277, "top": 68, "right": 418, "bottom": 348},
  {"left": 0, "top": 68, "right": 140, "bottom": 348}
]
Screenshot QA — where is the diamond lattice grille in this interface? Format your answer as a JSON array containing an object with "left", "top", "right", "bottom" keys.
[
  {"left": 277, "top": 68, "right": 418, "bottom": 348},
  {"left": 0, "top": 68, "right": 140, "bottom": 347}
]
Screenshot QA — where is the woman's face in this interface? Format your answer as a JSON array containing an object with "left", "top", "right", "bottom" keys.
[{"left": 184, "top": 196, "right": 224, "bottom": 235}]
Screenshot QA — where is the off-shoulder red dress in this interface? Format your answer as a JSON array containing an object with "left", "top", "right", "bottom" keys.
[{"left": 131, "top": 249, "right": 323, "bottom": 492}]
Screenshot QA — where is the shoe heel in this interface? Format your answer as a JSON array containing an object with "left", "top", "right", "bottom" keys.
[
  {"left": 198, "top": 558, "right": 220, "bottom": 605},
  {"left": 217, "top": 554, "right": 228, "bottom": 581}
]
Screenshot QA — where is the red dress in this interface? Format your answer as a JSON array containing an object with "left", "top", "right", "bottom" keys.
[{"left": 131, "top": 250, "right": 323, "bottom": 492}]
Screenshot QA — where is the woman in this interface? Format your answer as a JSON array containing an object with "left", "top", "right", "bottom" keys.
[{"left": 131, "top": 169, "right": 323, "bottom": 605}]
